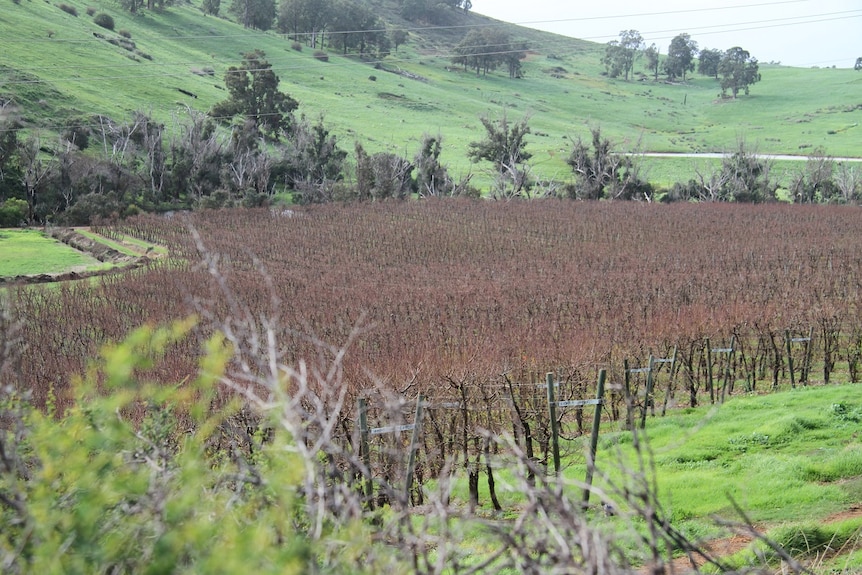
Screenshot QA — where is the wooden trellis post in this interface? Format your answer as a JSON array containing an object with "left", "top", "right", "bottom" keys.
[
  {"left": 357, "top": 394, "right": 425, "bottom": 507},
  {"left": 544, "top": 370, "right": 606, "bottom": 501},
  {"left": 404, "top": 394, "right": 425, "bottom": 503},
  {"left": 785, "top": 327, "right": 814, "bottom": 388},
  {"left": 640, "top": 355, "right": 656, "bottom": 430},
  {"left": 708, "top": 336, "right": 736, "bottom": 404},
  {"left": 624, "top": 360, "right": 650, "bottom": 430},
  {"left": 547, "top": 372, "right": 561, "bottom": 475},
  {"left": 357, "top": 397, "right": 373, "bottom": 509},
  {"left": 657, "top": 346, "right": 678, "bottom": 417},
  {"left": 582, "top": 369, "right": 606, "bottom": 505},
  {"left": 705, "top": 338, "right": 714, "bottom": 404}
]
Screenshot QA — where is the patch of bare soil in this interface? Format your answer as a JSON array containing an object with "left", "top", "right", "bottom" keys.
[
  {"left": 660, "top": 535, "right": 754, "bottom": 574},
  {"left": 641, "top": 503, "right": 862, "bottom": 574},
  {"left": 824, "top": 503, "right": 862, "bottom": 524},
  {"left": 0, "top": 227, "right": 158, "bottom": 286}
]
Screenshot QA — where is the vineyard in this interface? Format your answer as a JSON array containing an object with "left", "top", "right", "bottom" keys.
[{"left": 8, "top": 200, "right": 862, "bottom": 509}]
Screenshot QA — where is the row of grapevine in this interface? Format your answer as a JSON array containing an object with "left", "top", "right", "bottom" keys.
[{"left": 8, "top": 200, "right": 862, "bottom": 506}]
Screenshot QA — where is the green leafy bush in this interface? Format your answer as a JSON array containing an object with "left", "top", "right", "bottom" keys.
[
  {"left": 0, "top": 319, "right": 399, "bottom": 574},
  {"left": 93, "top": 12, "right": 114, "bottom": 30},
  {"left": 831, "top": 402, "right": 862, "bottom": 423},
  {"left": 0, "top": 198, "right": 28, "bottom": 227},
  {"left": 58, "top": 3, "right": 78, "bottom": 16}
]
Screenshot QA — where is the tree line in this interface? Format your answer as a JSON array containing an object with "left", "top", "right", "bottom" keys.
[
  {"left": 1, "top": 46, "right": 858, "bottom": 227},
  {"left": 112, "top": 0, "right": 470, "bottom": 57},
  {"left": 604, "top": 30, "right": 762, "bottom": 98},
  {"left": 0, "top": 50, "right": 481, "bottom": 226},
  {"left": 451, "top": 28, "right": 527, "bottom": 78}
]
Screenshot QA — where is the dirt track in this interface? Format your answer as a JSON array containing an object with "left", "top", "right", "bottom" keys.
[{"left": 647, "top": 504, "right": 862, "bottom": 575}]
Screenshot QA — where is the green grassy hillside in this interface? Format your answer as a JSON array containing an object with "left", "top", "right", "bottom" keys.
[{"left": 1, "top": 0, "right": 860, "bottom": 185}]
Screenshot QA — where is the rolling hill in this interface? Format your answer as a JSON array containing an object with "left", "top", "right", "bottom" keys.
[{"left": 1, "top": 0, "right": 861, "bottom": 187}]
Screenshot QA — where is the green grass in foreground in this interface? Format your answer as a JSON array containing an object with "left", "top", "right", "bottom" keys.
[
  {"left": 445, "top": 384, "right": 862, "bottom": 568},
  {"left": 0, "top": 229, "right": 105, "bottom": 276},
  {"left": 716, "top": 517, "right": 862, "bottom": 573}
]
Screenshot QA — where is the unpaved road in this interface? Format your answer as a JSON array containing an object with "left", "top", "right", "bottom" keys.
[{"left": 638, "top": 152, "right": 862, "bottom": 162}]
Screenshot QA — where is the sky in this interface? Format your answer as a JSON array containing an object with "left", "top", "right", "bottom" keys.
[{"left": 468, "top": 0, "right": 861, "bottom": 68}]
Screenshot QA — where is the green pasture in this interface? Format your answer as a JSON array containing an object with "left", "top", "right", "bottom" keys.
[
  {"left": 0, "top": 228, "right": 163, "bottom": 277},
  {"left": 1, "top": 0, "right": 860, "bottom": 188},
  {"left": 445, "top": 384, "right": 862, "bottom": 567},
  {"left": 0, "top": 229, "right": 105, "bottom": 276}
]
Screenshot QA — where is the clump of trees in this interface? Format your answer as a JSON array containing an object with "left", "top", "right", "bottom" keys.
[
  {"left": 401, "top": 0, "right": 471, "bottom": 23},
  {"left": 229, "top": 0, "right": 276, "bottom": 30},
  {"left": 602, "top": 30, "right": 644, "bottom": 80},
  {"left": 0, "top": 49, "right": 482, "bottom": 223},
  {"left": 787, "top": 149, "right": 861, "bottom": 204},
  {"left": 452, "top": 28, "right": 526, "bottom": 78},
  {"left": 565, "top": 128, "right": 653, "bottom": 201},
  {"left": 666, "top": 141, "right": 775, "bottom": 203},
  {"left": 277, "top": 0, "right": 392, "bottom": 57},
  {"left": 605, "top": 30, "right": 762, "bottom": 97}
]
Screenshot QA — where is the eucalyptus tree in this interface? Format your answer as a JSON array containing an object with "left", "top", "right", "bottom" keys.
[
  {"left": 665, "top": 33, "right": 698, "bottom": 81},
  {"left": 602, "top": 30, "right": 644, "bottom": 80},
  {"left": 229, "top": 0, "right": 275, "bottom": 30},
  {"left": 278, "top": 0, "right": 331, "bottom": 47},
  {"left": 210, "top": 51, "right": 298, "bottom": 139},
  {"left": 644, "top": 43, "right": 660, "bottom": 80},
  {"left": 698, "top": 48, "right": 723, "bottom": 79},
  {"left": 718, "top": 47, "right": 761, "bottom": 97}
]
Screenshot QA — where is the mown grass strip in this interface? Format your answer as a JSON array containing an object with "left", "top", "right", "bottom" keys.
[
  {"left": 76, "top": 228, "right": 167, "bottom": 257},
  {"left": 0, "top": 229, "right": 107, "bottom": 276}
]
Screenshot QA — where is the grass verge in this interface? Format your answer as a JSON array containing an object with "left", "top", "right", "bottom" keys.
[{"left": 0, "top": 228, "right": 106, "bottom": 276}]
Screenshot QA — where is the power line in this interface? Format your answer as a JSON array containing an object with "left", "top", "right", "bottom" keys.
[
  {"left": 1, "top": 9, "right": 859, "bottom": 86},
  {"left": 0, "top": 0, "right": 833, "bottom": 44},
  {"left": 0, "top": 2, "right": 858, "bottom": 135},
  {"left": 498, "top": 0, "right": 822, "bottom": 29},
  {"left": 1, "top": 0, "right": 854, "bottom": 46},
  {"left": 637, "top": 11, "right": 862, "bottom": 44}
]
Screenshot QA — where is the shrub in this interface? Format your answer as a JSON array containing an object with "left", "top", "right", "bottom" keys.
[
  {"left": 86, "top": 5, "right": 96, "bottom": 15},
  {"left": 108, "top": 37, "right": 135, "bottom": 50},
  {"left": 313, "top": 50, "right": 328, "bottom": 62},
  {"left": 63, "top": 124, "right": 90, "bottom": 150},
  {"left": 59, "top": 3, "right": 78, "bottom": 16},
  {"left": 118, "top": 29, "right": 131, "bottom": 38},
  {"left": 368, "top": 75, "right": 376, "bottom": 82},
  {"left": 0, "top": 198, "right": 28, "bottom": 227},
  {"left": 93, "top": 12, "right": 114, "bottom": 30},
  {"left": 291, "top": 41, "right": 302, "bottom": 52}
]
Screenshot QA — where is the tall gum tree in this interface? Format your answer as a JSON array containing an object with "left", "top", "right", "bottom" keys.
[
  {"left": 210, "top": 50, "right": 298, "bottom": 139},
  {"left": 718, "top": 47, "right": 761, "bottom": 98}
]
